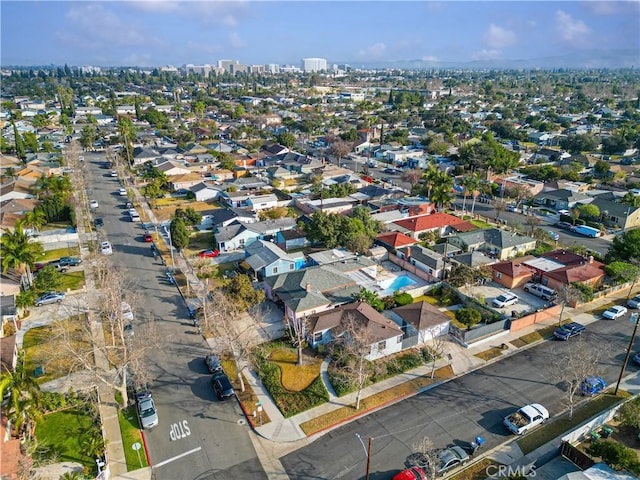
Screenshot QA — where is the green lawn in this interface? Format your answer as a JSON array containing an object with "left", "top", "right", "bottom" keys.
[
  {"left": 35, "top": 408, "right": 97, "bottom": 472},
  {"left": 59, "top": 270, "right": 86, "bottom": 291},
  {"left": 118, "top": 407, "right": 149, "bottom": 470},
  {"left": 23, "top": 317, "right": 91, "bottom": 383},
  {"left": 470, "top": 219, "right": 492, "bottom": 229},
  {"left": 40, "top": 246, "right": 81, "bottom": 262}
]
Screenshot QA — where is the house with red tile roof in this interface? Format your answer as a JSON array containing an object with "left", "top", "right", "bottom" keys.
[
  {"left": 391, "top": 213, "right": 475, "bottom": 239},
  {"left": 491, "top": 256, "right": 537, "bottom": 288},
  {"left": 542, "top": 258, "right": 605, "bottom": 292},
  {"left": 375, "top": 232, "right": 417, "bottom": 250}
]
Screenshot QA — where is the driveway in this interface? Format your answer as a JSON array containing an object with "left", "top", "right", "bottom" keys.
[{"left": 470, "top": 282, "right": 547, "bottom": 317}]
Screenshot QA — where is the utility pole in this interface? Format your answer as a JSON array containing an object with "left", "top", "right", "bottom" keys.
[{"left": 614, "top": 312, "right": 639, "bottom": 395}]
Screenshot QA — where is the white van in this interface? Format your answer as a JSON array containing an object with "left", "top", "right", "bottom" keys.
[{"left": 523, "top": 283, "right": 557, "bottom": 300}]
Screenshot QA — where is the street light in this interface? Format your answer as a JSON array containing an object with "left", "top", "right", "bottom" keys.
[
  {"left": 355, "top": 433, "right": 372, "bottom": 480},
  {"left": 614, "top": 312, "right": 639, "bottom": 395}
]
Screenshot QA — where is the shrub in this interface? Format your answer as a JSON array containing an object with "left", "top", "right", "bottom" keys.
[
  {"left": 616, "top": 396, "right": 640, "bottom": 429},
  {"left": 395, "top": 293, "right": 413, "bottom": 306},
  {"left": 587, "top": 440, "right": 640, "bottom": 474},
  {"left": 455, "top": 307, "right": 482, "bottom": 329}
]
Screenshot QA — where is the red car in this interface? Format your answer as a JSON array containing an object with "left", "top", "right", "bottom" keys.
[
  {"left": 198, "top": 249, "right": 220, "bottom": 258},
  {"left": 143, "top": 233, "right": 153, "bottom": 242},
  {"left": 393, "top": 466, "right": 427, "bottom": 480}
]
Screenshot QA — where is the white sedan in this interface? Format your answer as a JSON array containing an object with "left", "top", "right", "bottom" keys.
[
  {"left": 119, "top": 187, "right": 127, "bottom": 196},
  {"left": 100, "top": 241, "right": 113, "bottom": 255},
  {"left": 602, "top": 305, "right": 628, "bottom": 320},
  {"left": 90, "top": 200, "right": 99, "bottom": 209}
]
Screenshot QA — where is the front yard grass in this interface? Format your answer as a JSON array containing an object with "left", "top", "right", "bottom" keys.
[
  {"left": 474, "top": 347, "right": 504, "bottom": 362},
  {"left": 517, "top": 394, "right": 624, "bottom": 455},
  {"left": 470, "top": 219, "right": 493, "bottom": 229},
  {"left": 449, "top": 458, "right": 502, "bottom": 480},
  {"left": 153, "top": 199, "right": 220, "bottom": 222},
  {"left": 185, "top": 231, "right": 215, "bottom": 256},
  {"left": 222, "top": 359, "right": 272, "bottom": 426},
  {"left": 118, "top": 406, "right": 149, "bottom": 470},
  {"left": 300, "top": 365, "right": 454, "bottom": 436},
  {"left": 269, "top": 347, "right": 323, "bottom": 391},
  {"left": 23, "top": 317, "right": 92, "bottom": 383},
  {"left": 35, "top": 408, "right": 97, "bottom": 472},
  {"left": 59, "top": 270, "right": 86, "bottom": 291},
  {"left": 412, "top": 295, "right": 440, "bottom": 306},
  {"left": 40, "top": 246, "right": 81, "bottom": 262},
  {"left": 517, "top": 322, "right": 567, "bottom": 345}
]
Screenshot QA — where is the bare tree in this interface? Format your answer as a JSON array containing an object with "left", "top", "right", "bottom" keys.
[
  {"left": 288, "top": 315, "right": 309, "bottom": 366},
  {"left": 406, "top": 435, "right": 440, "bottom": 479},
  {"left": 548, "top": 339, "right": 602, "bottom": 419},
  {"left": 493, "top": 199, "right": 507, "bottom": 222},
  {"left": 330, "top": 313, "right": 372, "bottom": 410},
  {"left": 556, "top": 284, "right": 587, "bottom": 326},
  {"left": 427, "top": 334, "right": 449, "bottom": 380},
  {"left": 328, "top": 140, "right": 352, "bottom": 162},
  {"left": 525, "top": 215, "right": 542, "bottom": 235}
]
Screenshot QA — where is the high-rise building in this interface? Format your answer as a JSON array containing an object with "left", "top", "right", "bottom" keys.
[
  {"left": 301, "top": 57, "right": 328, "bottom": 72},
  {"left": 217, "top": 59, "right": 239, "bottom": 72}
]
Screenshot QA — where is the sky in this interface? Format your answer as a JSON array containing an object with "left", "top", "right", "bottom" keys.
[{"left": 1, "top": 1, "right": 639, "bottom": 68}]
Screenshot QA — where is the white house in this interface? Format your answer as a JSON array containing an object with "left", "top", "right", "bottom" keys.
[
  {"left": 214, "top": 222, "right": 260, "bottom": 252},
  {"left": 191, "top": 182, "right": 222, "bottom": 202},
  {"left": 247, "top": 193, "right": 279, "bottom": 211}
]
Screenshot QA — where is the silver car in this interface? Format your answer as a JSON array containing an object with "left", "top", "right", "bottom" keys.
[
  {"left": 136, "top": 392, "right": 158, "bottom": 429},
  {"left": 35, "top": 292, "right": 66, "bottom": 306},
  {"left": 627, "top": 295, "right": 640, "bottom": 309}
]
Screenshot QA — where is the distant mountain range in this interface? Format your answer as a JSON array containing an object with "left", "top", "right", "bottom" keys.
[{"left": 356, "top": 49, "right": 640, "bottom": 70}]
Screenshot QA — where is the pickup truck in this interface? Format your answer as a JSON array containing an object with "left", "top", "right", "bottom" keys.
[
  {"left": 553, "top": 322, "right": 585, "bottom": 340},
  {"left": 503, "top": 403, "right": 549, "bottom": 435},
  {"left": 59, "top": 256, "right": 82, "bottom": 267},
  {"left": 47, "top": 261, "right": 68, "bottom": 273}
]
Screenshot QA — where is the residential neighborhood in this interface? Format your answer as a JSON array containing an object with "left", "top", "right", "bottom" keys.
[{"left": 1, "top": 61, "right": 640, "bottom": 480}]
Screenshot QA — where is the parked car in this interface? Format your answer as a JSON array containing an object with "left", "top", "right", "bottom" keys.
[
  {"left": 110, "top": 170, "right": 118, "bottom": 177},
  {"left": 198, "top": 249, "right": 220, "bottom": 258},
  {"left": 120, "top": 302, "right": 134, "bottom": 321},
  {"left": 211, "top": 372, "right": 235, "bottom": 400},
  {"left": 602, "top": 305, "right": 628, "bottom": 320},
  {"left": 126, "top": 201, "right": 134, "bottom": 209},
  {"left": 47, "top": 261, "right": 68, "bottom": 273},
  {"left": 503, "top": 403, "right": 549, "bottom": 435},
  {"left": 523, "top": 283, "right": 557, "bottom": 301},
  {"left": 143, "top": 233, "right": 153, "bottom": 242},
  {"left": 627, "top": 295, "right": 640, "bottom": 309},
  {"left": 553, "top": 322, "right": 585, "bottom": 340},
  {"left": 119, "top": 187, "right": 127, "bottom": 196},
  {"left": 405, "top": 446, "right": 470, "bottom": 476},
  {"left": 547, "top": 230, "right": 560, "bottom": 241},
  {"left": 124, "top": 323, "right": 134, "bottom": 336},
  {"left": 392, "top": 466, "right": 427, "bottom": 480},
  {"left": 90, "top": 200, "right": 99, "bottom": 209},
  {"left": 580, "top": 376, "right": 606, "bottom": 396},
  {"left": 632, "top": 352, "right": 640, "bottom": 365},
  {"left": 59, "top": 256, "right": 82, "bottom": 267},
  {"left": 135, "top": 391, "right": 158, "bottom": 429},
  {"left": 204, "top": 354, "right": 223, "bottom": 374},
  {"left": 94, "top": 218, "right": 104, "bottom": 228},
  {"left": 100, "top": 241, "right": 113, "bottom": 255},
  {"left": 555, "top": 221, "right": 574, "bottom": 230},
  {"left": 558, "top": 209, "right": 570, "bottom": 215},
  {"left": 35, "top": 291, "right": 66, "bottom": 306},
  {"left": 492, "top": 292, "right": 519, "bottom": 308},
  {"left": 507, "top": 204, "right": 522, "bottom": 213}
]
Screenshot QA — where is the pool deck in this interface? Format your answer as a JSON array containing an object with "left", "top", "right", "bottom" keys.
[{"left": 349, "top": 264, "right": 429, "bottom": 297}]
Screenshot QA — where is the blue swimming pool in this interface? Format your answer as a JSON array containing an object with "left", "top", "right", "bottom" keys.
[{"left": 378, "top": 274, "right": 417, "bottom": 295}]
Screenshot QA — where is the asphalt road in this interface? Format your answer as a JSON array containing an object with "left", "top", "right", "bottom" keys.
[
  {"left": 82, "top": 152, "right": 266, "bottom": 480},
  {"left": 281, "top": 312, "right": 640, "bottom": 480}
]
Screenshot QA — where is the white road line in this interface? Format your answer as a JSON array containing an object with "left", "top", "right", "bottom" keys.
[{"left": 153, "top": 446, "right": 202, "bottom": 468}]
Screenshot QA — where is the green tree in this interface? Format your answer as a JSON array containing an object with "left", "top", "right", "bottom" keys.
[
  {"left": 604, "top": 261, "right": 640, "bottom": 285},
  {"left": 32, "top": 265, "right": 62, "bottom": 294},
  {"left": 12, "top": 121, "right": 25, "bottom": 160},
  {"left": 169, "top": 217, "right": 189, "bottom": 251},
  {"left": 455, "top": 308, "right": 482, "bottom": 329},
  {"left": 22, "top": 131, "right": 39, "bottom": 153},
  {"left": 616, "top": 396, "right": 640, "bottom": 429},
  {"left": 352, "top": 288, "right": 385, "bottom": 312},
  {"left": 18, "top": 210, "right": 47, "bottom": 233},
  {"left": 605, "top": 229, "right": 640, "bottom": 263},
  {"left": 0, "top": 352, "right": 42, "bottom": 440},
  {"left": 594, "top": 159, "right": 611, "bottom": 178},
  {"left": 223, "top": 274, "right": 265, "bottom": 310},
  {"left": 117, "top": 117, "right": 137, "bottom": 165},
  {"left": 276, "top": 132, "right": 297, "bottom": 149},
  {"left": 577, "top": 203, "right": 600, "bottom": 220},
  {"left": 447, "top": 264, "right": 474, "bottom": 288},
  {"left": 79, "top": 125, "right": 98, "bottom": 149},
  {"left": 1, "top": 225, "right": 44, "bottom": 285},
  {"left": 174, "top": 207, "right": 202, "bottom": 226}
]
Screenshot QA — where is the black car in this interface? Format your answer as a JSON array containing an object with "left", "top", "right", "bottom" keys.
[
  {"left": 94, "top": 218, "right": 104, "bottom": 228},
  {"left": 204, "top": 354, "right": 223, "bottom": 374},
  {"left": 555, "top": 221, "right": 574, "bottom": 230},
  {"left": 553, "top": 322, "right": 585, "bottom": 340},
  {"left": 211, "top": 372, "right": 235, "bottom": 400}
]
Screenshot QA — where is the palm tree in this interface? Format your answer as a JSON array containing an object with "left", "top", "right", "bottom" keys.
[
  {"left": 18, "top": 210, "right": 47, "bottom": 235},
  {"left": 463, "top": 173, "right": 482, "bottom": 215},
  {"left": 0, "top": 352, "right": 42, "bottom": 441},
  {"left": 1, "top": 224, "right": 44, "bottom": 286},
  {"left": 421, "top": 162, "right": 439, "bottom": 199},
  {"left": 430, "top": 170, "right": 454, "bottom": 210}
]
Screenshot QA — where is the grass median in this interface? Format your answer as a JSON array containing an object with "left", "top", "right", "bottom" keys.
[
  {"left": 118, "top": 406, "right": 150, "bottom": 470},
  {"left": 300, "top": 365, "right": 454, "bottom": 436}
]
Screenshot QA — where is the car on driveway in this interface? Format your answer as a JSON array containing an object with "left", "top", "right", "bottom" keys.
[
  {"left": 503, "top": 403, "right": 549, "bottom": 435},
  {"left": 100, "top": 241, "right": 113, "bottom": 255},
  {"left": 204, "top": 354, "right": 223, "bottom": 374},
  {"left": 59, "top": 256, "right": 82, "bottom": 267},
  {"left": 555, "top": 221, "right": 574, "bottom": 230},
  {"left": 553, "top": 322, "right": 585, "bottom": 340},
  {"left": 602, "top": 305, "right": 628, "bottom": 320},
  {"left": 211, "top": 372, "right": 235, "bottom": 400},
  {"left": 405, "top": 446, "right": 470, "bottom": 476},
  {"left": 198, "top": 249, "right": 220, "bottom": 258},
  {"left": 135, "top": 391, "right": 158, "bottom": 429},
  {"left": 627, "top": 295, "right": 640, "bottom": 309},
  {"left": 492, "top": 292, "right": 519, "bottom": 308},
  {"left": 119, "top": 302, "right": 134, "bottom": 321},
  {"left": 580, "top": 376, "right": 606, "bottom": 396},
  {"left": 35, "top": 291, "right": 66, "bottom": 306}
]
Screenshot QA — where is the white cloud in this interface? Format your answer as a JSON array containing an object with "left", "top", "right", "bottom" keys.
[
  {"left": 586, "top": 1, "right": 640, "bottom": 15},
  {"left": 357, "top": 42, "right": 387, "bottom": 59},
  {"left": 555, "top": 10, "right": 591, "bottom": 44},
  {"left": 483, "top": 24, "right": 517, "bottom": 49},
  {"left": 471, "top": 49, "right": 502, "bottom": 61},
  {"left": 421, "top": 55, "right": 439, "bottom": 62},
  {"left": 228, "top": 32, "right": 247, "bottom": 49},
  {"left": 126, "top": 1, "right": 250, "bottom": 27},
  {"left": 125, "top": 1, "right": 179, "bottom": 13}
]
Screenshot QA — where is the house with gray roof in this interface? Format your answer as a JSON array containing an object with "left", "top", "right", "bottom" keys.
[
  {"left": 132, "top": 146, "right": 163, "bottom": 166},
  {"left": 246, "top": 217, "right": 297, "bottom": 238},
  {"left": 307, "top": 301, "right": 403, "bottom": 361},
  {"left": 389, "top": 301, "right": 450, "bottom": 345},
  {"left": 190, "top": 181, "right": 223, "bottom": 202},
  {"left": 247, "top": 193, "right": 279, "bottom": 211},
  {"left": 447, "top": 228, "right": 536, "bottom": 261},
  {"left": 532, "top": 189, "right": 592, "bottom": 211},
  {"left": 587, "top": 197, "right": 640, "bottom": 230},
  {"left": 241, "top": 239, "right": 305, "bottom": 279},
  {"left": 396, "top": 244, "right": 446, "bottom": 282},
  {"left": 230, "top": 176, "right": 269, "bottom": 190},
  {"left": 214, "top": 222, "right": 260, "bottom": 251}
]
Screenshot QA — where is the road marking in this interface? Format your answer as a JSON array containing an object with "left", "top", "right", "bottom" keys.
[{"left": 154, "top": 446, "right": 202, "bottom": 468}]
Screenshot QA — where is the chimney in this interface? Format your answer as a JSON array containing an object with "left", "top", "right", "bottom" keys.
[
  {"left": 588, "top": 255, "right": 594, "bottom": 264},
  {"left": 406, "top": 246, "right": 411, "bottom": 260},
  {"left": 306, "top": 283, "right": 311, "bottom": 292}
]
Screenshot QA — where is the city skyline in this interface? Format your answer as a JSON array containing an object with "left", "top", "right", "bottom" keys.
[{"left": 1, "top": 1, "right": 639, "bottom": 69}]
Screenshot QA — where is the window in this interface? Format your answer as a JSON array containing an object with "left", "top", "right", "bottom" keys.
[
  {"left": 396, "top": 335, "right": 402, "bottom": 344},
  {"left": 273, "top": 267, "right": 278, "bottom": 274},
  {"left": 313, "top": 331, "right": 322, "bottom": 342},
  {"left": 289, "top": 264, "right": 294, "bottom": 270},
  {"left": 496, "top": 272, "right": 502, "bottom": 279},
  {"left": 377, "top": 340, "right": 386, "bottom": 351}
]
